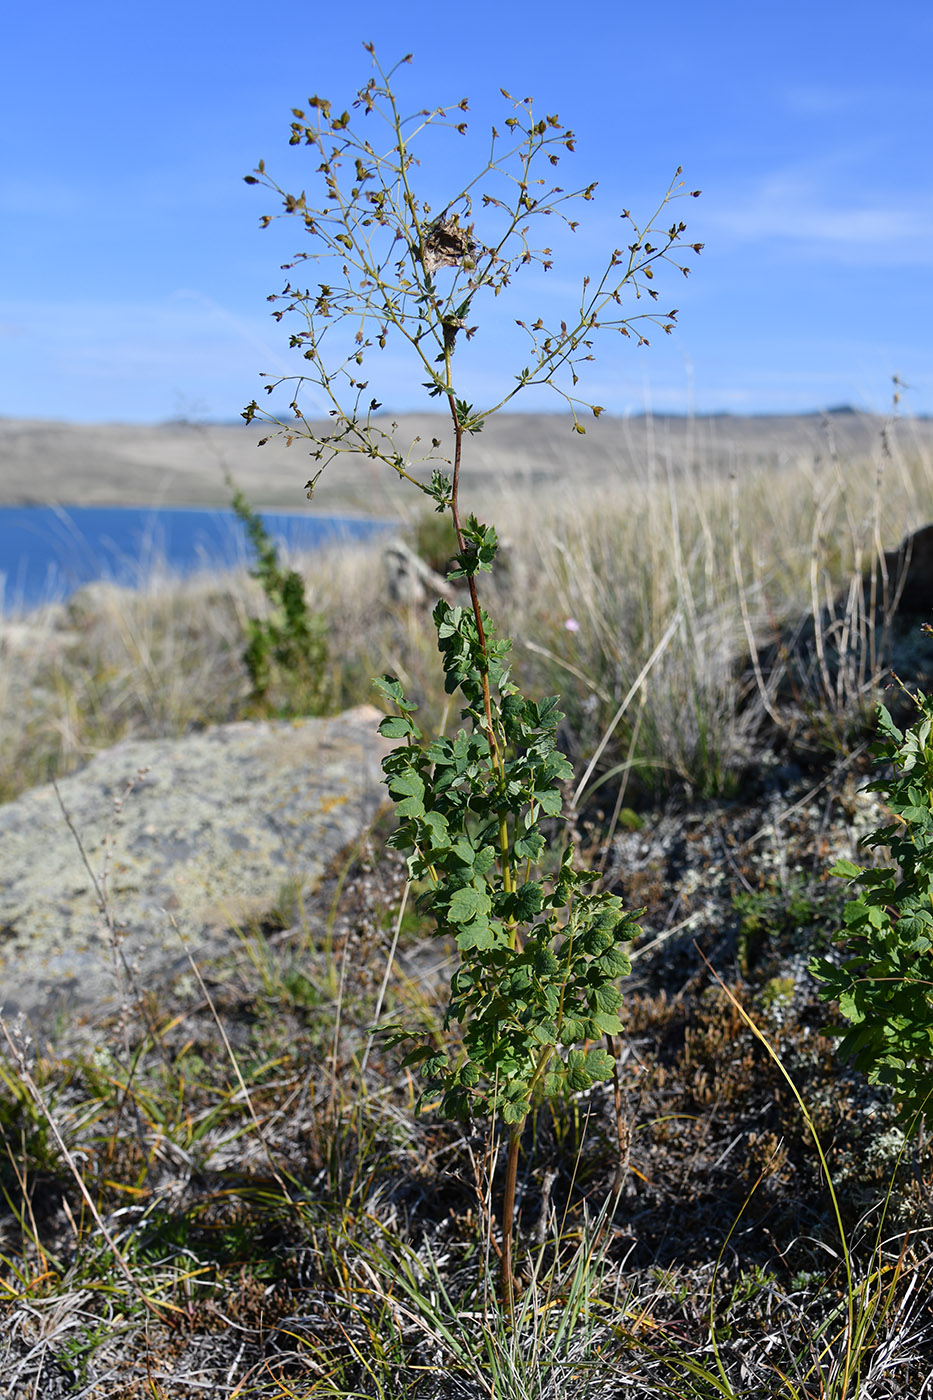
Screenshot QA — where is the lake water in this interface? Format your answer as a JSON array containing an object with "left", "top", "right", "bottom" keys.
[{"left": 0, "top": 505, "right": 394, "bottom": 616}]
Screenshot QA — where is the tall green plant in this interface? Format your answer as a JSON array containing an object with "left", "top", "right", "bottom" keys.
[{"left": 244, "top": 44, "right": 700, "bottom": 1312}]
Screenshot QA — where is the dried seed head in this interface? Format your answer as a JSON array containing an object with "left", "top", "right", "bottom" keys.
[{"left": 420, "top": 215, "right": 477, "bottom": 274}]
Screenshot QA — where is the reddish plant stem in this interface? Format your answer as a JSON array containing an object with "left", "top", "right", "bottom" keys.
[
  {"left": 446, "top": 393, "right": 497, "bottom": 746},
  {"left": 445, "top": 392, "right": 514, "bottom": 904},
  {"left": 444, "top": 388, "right": 522, "bottom": 1317}
]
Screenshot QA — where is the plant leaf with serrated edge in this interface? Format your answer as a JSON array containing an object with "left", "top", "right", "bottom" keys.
[
  {"left": 590, "top": 1010, "right": 623, "bottom": 1034},
  {"left": 448, "top": 884, "right": 492, "bottom": 924},
  {"left": 374, "top": 675, "right": 417, "bottom": 711},
  {"left": 456, "top": 920, "right": 496, "bottom": 950},
  {"left": 585, "top": 1046, "right": 616, "bottom": 1080},
  {"left": 509, "top": 882, "right": 544, "bottom": 920},
  {"left": 596, "top": 947, "right": 631, "bottom": 978},
  {"left": 379, "top": 714, "right": 417, "bottom": 739}
]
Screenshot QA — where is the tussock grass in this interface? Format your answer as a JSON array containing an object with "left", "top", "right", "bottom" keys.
[{"left": 493, "top": 414, "right": 933, "bottom": 799}]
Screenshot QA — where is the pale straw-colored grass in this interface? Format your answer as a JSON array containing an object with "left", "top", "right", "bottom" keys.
[
  {"left": 3, "top": 413, "right": 931, "bottom": 805},
  {"left": 488, "top": 411, "right": 933, "bottom": 798}
]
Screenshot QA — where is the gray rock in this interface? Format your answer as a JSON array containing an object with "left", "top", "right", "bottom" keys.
[
  {"left": 383, "top": 536, "right": 455, "bottom": 606},
  {"left": 0, "top": 706, "right": 391, "bottom": 1036}
]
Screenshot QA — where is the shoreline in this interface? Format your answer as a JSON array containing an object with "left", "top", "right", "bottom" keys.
[{"left": 0, "top": 504, "right": 395, "bottom": 620}]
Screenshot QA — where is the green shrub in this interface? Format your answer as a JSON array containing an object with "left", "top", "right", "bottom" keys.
[
  {"left": 811, "top": 688, "right": 933, "bottom": 1129},
  {"left": 229, "top": 482, "right": 330, "bottom": 714}
]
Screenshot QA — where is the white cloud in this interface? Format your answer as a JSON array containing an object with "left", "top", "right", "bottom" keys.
[{"left": 706, "top": 168, "right": 933, "bottom": 264}]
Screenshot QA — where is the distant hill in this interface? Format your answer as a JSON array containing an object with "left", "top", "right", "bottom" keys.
[{"left": 2, "top": 411, "right": 930, "bottom": 512}]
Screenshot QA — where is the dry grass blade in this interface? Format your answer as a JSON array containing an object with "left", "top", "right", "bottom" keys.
[
  {"left": 0, "top": 1016, "right": 173, "bottom": 1325},
  {"left": 180, "top": 944, "right": 293, "bottom": 1201}
]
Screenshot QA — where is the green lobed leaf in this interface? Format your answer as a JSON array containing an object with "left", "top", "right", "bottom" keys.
[
  {"left": 374, "top": 674, "right": 416, "bottom": 711},
  {"left": 596, "top": 947, "right": 632, "bottom": 978},
  {"left": 534, "top": 788, "right": 564, "bottom": 818},
  {"left": 379, "top": 713, "right": 418, "bottom": 739},
  {"left": 456, "top": 919, "right": 496, "bottom": 951},
  {"left": 534, "top": 948, "right": 560, "bottom": 977},
  {"left": 565, "top": 1050, "right": 589, "bottom": 1092},
  {"left": 593, "top": 983, "right": 623, "bottom": 1013},
  {"left": 473, "top": 845, "right": 498, "bottom": 876},
  {"left": 387, "top": 768, "right": 427, "bottom": 819},
  {"left": 589, "top": 1010, "right": 623, "bottom": 1034},
  {"left": 508, "top": 881, "right": 544, "bottom": 921},
  {"left": 448, "top": 884, "right": 492, "bottom": 925},
  {"left": 421, "top": 810, "right": 450, "bottom": 845},
  {"left": 585, "top": 1046, "right": 616, "bottom": 1081},
  {"left": 543, "top": 1069, "right": 565, "bottom": 1098},
  {"left": 514, "top": 829, "right": 546, "bottom": 862},
  {"left": 559, "top": 1017, "right": 588, "bottom": 1045}
]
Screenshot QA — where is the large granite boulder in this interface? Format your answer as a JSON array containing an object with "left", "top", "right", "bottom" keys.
[{"left": 0, "top": 706, "right": 391, "bottom": 1035}]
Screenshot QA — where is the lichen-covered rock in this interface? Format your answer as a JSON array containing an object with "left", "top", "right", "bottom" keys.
[{"left": 0, "top": 706, "right": 391, "bottom": 1034}]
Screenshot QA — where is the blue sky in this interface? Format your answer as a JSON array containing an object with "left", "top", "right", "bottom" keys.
[{"left": 2, "top": 0, "right": 931, "bottom": 423}]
